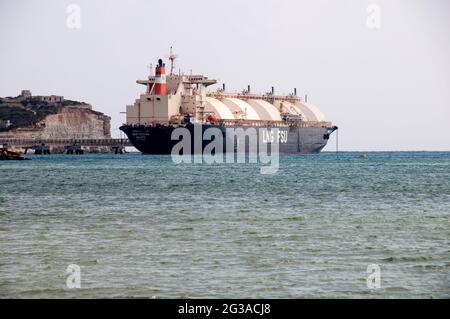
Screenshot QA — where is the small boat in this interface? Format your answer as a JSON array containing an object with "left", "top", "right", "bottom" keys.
[{"left": 0, "top": 147, "right": 28, "bottom": 160}]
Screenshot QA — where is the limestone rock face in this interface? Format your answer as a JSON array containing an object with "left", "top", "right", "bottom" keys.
[
  {"left": 0, "top": 107, "right": 111, "bottom": 139},
  {"left": 41, "top": 107, "right": 111, "bottom": 139}
]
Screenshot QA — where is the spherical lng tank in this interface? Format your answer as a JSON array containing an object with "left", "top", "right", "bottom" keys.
[
  {"left": 205, "top": 97, "right": 235, "bottom": 119},
  {"left": 221, "top": 98, "right": 260, "bottom": 120},
  {"left": 246, "top": 99, "right": 282, "bottom": 121}
]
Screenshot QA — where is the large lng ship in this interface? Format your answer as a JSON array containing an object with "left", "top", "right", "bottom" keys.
[{"left": 120, "top": 50, "right": 337, "bottom": 154}]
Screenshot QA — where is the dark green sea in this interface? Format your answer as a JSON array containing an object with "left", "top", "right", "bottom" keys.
[{"left": 0, "top": 152, "right": 449, "bottom": 298}]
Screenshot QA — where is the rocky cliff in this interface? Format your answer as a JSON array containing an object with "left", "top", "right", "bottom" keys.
[
  {"left": 0, "top": 99, "right": 111, "bottom": 139},
  {"left": 37, "top": 107, "right": 110, "bottom": 139}
]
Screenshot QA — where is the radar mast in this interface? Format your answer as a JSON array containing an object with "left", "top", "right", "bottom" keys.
[{"left": 168, "top": 46, "right": 178, "bottom": 76}]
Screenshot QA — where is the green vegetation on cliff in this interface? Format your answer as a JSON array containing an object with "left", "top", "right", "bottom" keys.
[
  {"left": 0, "top": 98, "right": 92, "bottom": 131},
  {"left": 0, "top": 99, "right": 61, "bottom": 131}
]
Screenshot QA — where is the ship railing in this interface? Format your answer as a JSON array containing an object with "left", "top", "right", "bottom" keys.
[
  {"left": 206, "top": 92, "right": 301, "bottom": 103},
  {"left": 216, "top": 120, "right": 333, "bottom": 128},
  {"left": 123, "top": 121, "right": 332, "bottom": 128}
]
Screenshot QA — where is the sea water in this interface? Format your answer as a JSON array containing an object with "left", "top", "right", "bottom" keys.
[{"left": 0, "top": 152, "right": 449, "bottom": 298}]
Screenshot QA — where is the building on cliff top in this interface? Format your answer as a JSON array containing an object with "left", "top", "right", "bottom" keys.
[
  {"left": 15, "top": 90, "right": 63, "bottom": 103},
  {"left": 7, "top": 90, "right": 91, "bottom": 109}
]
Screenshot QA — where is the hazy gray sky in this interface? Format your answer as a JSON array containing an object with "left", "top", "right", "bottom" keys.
[{"left": 1, "top": 0, "right": 449, "bottom": 150}]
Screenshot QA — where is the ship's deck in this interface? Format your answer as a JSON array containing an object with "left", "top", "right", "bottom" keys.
[{"left": 122, "top": 120, "right": 333, "bottom": 128}]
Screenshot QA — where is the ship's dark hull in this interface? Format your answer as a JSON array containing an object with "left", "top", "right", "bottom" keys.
[{"left": 120, "top": 124, "right": 337, "bottom": 155}]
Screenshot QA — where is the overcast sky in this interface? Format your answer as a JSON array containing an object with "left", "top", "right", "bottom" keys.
[{"left": 1, "top": 0, "right": 449, "bottom": 150}]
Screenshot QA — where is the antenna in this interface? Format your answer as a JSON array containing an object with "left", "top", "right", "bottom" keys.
[{"left": 167, "top": 46, "right": 178, "bottom": 75}]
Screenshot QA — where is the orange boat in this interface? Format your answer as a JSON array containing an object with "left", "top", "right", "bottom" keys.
[{"left": 0, "top": 147, "right": 28, "bottom": 160}]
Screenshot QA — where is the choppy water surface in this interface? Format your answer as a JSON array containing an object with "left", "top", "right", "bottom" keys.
[{"left": 0, "top": 152, "right": 449, "bottom": 298}]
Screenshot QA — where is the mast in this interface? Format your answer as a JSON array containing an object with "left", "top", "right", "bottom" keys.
[{"left": 168, "top": 46, "right": 178, "bottom": 76}]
